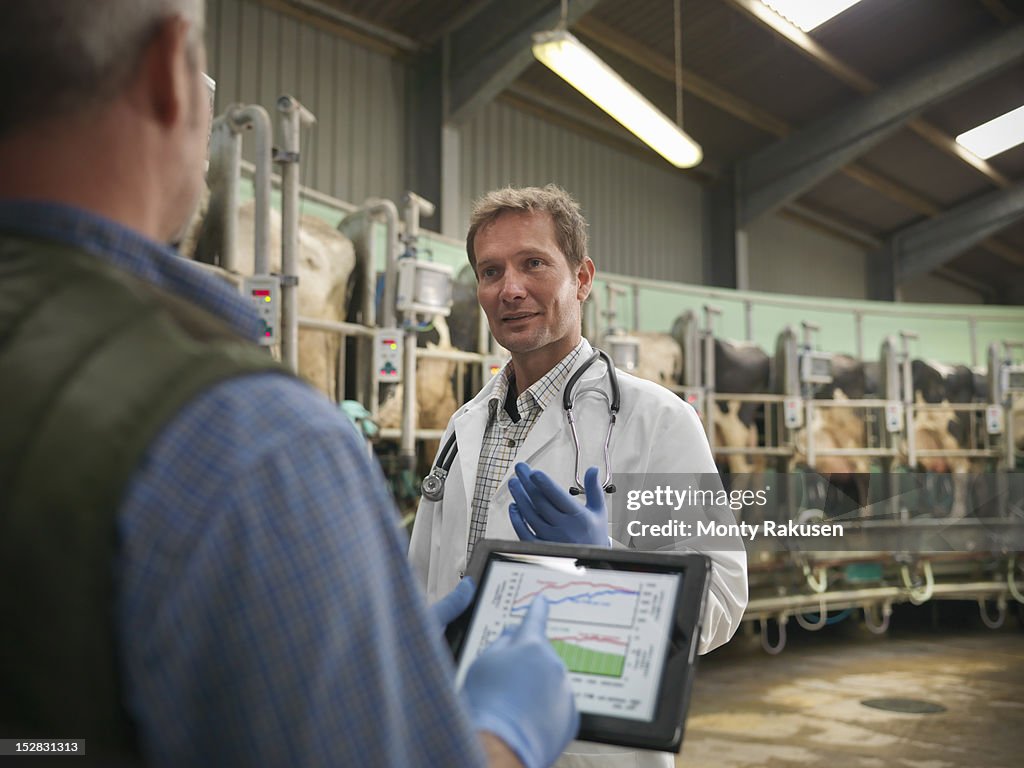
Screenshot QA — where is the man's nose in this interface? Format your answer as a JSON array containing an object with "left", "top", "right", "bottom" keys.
[{"left": 499, "top": 271, "right": 527, "bottom": 301}]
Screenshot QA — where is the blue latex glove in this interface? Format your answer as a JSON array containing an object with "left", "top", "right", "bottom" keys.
[
  {"left": 462, "top": 598, "right": 579, "bottom": 768},
  {"left": 508, "top": 463, "right": 609, "bottom": 546},
  {"left": 431, "top": 577, "right": 476, "bottom": 633}
]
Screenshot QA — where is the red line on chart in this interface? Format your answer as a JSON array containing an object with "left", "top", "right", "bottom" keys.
[{"left": 514, "top": 580, "right": 639, "bottom": 605}]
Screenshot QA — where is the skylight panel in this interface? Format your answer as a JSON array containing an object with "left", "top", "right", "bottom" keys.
[
  {"left": 759, "top": 0, "right": 864, "bottom": 32},
  {"left": 956, "top": 105, "right": 1024, "bottom": 160}
]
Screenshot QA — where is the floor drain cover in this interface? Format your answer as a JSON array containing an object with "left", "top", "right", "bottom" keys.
[{"left": 861, "top": 698, "right": 946, "bottom": 714}]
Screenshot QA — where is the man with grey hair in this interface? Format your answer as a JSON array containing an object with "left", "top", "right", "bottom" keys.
[
  {"left": 0, "top": 4, "right": 579, "bottom": 767},
  {"left": 410, "top": 184, "right": 748, "bottom": 768}
]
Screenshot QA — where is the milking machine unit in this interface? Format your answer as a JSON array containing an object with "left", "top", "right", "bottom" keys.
[{"left": 600, "top": 283, "right": 640, "bottom": 374}]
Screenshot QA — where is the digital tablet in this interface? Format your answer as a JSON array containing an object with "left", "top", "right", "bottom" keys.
[{"left": 446, "top": 540, "right": 711, "bottom": 753}]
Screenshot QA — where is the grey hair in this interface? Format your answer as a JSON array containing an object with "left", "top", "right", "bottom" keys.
[
  {"left": 466, "top": 184, "right": 589, "bottom": 271},
  {"left": 0, "top": 0, "right": 205, "bottom": 137}
]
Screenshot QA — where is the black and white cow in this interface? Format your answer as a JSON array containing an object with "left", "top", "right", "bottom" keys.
[{"left": 667, "top": 314, "right": 771, "bottom": 474}]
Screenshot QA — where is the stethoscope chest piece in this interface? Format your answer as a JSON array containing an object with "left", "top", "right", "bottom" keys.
[
  {"left": 420, "top": 469, "right": 447, "bottom": 502},
  {"left": 421, "top": 430, "right": 459, "bottom": 501}
]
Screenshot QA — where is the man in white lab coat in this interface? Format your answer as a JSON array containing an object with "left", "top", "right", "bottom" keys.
[{"left": 409, "top": 184, "right": 747, "bottom": 768}]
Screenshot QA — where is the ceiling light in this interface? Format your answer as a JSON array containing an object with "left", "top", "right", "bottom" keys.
[
  {"left": 758, "top": 0, "right": 864, "bottom": 32},
  {"left": 532, "top": 29, "right": 703, "bottom": 168},
  {"left": 956, "top": 104, "right": 1024, "bottom": 159}
]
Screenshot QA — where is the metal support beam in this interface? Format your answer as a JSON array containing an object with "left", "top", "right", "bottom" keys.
[
  {"left": 703, "top": 169, "right": 739, "bottom": 288},
  {"left": 736, "top": 23, "right": 1024, "bottom": 226},
  {"left": 573, "top": 14, "right": 1024, "bottom": 270},
  {"left": 406, "top": 46, "right": 443, "bottom": 231},
  {"left": 894, "top": 182, "right": 1024, "bottom": 283},
  {"left": 866, "top": 248, "right": 898, "bottom": 302},
  {"left": 723, "top": 0, "right": 1014, "bottom": 188},
  {"left": 445, "top": 0, "right": 600, "bottom": 124}
]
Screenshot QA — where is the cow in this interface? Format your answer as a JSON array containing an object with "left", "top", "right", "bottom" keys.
[
  {"left": 445, "top": 265, "right": 482, "bottom": 354},
  {"left": 186, "top": 198, "right": 357, "bottom": 402},
  {"left": 909, "top": 360, "right": 992, "bottom": 517},
  {"left": 628, "top": 332, "right": 683, "bottom": 387},
  {"left": 790, "top": 354, "right": 875, "bottom": 517},
  {"left": 910, "top": 360, "right": 984, "bottom": 469},
  {"left": 709, "top": 338, "right": 772, "bottom": 476},
  {"left": 665, "top": 313, "right": 773, "bottom": 476}
]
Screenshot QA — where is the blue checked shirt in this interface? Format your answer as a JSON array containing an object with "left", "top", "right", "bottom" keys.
[{"left": 0, "top": 202, "right": 485, "bottom": 768}]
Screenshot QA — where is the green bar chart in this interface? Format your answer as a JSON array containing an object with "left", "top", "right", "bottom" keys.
[{"left": 550, "top": 637, "right": 627, "bottom": 677}]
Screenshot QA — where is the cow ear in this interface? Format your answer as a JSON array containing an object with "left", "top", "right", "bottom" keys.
[{"left": 576, "top": 257, "right": 595, "bottom": 301}]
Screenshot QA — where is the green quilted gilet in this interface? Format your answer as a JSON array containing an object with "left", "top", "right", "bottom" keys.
[{"left": 0, "top": 234, "right": 288, "bottom": 760}]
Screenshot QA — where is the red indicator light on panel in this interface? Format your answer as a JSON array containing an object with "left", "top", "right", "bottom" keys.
[
  {"left": 252, "top": 289, "right": 271, "bottom": 297},
  {"left": 265, "top": 330, "right": 272, "bottom": 337}
]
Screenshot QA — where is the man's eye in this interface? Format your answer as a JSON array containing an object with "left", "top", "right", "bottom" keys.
[{"left": 528, "top": 258, "right": 544, "bottom": 268}]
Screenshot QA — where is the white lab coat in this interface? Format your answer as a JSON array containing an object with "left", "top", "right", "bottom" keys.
[{"left": 409, "top": 339, "right": 748, "bottom": 768}]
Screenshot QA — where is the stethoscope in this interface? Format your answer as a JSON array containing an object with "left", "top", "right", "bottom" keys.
[{"left": 420, "top": 348, "right": 621, "bottom": 502}]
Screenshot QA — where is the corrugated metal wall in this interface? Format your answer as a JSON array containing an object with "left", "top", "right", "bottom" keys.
[
  {"left": 201, "top": 2, "right": 980, "bottom": 306},
  {"left": 746, "top": 213, "right": 869, "bottom": 300},
  {"left": 457, "top": 101, "right": 704, "bottom": 284},
  {"left": 205, "top": 0, "right": 406, "bottom": 206},
  {"left": 899, "top": 273, "right": 983, "bottom": 305}
]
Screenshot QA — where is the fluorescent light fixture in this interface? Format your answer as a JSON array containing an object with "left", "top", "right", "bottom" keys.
[
  {"left": 956, "top": 105, "right": 1024, "bottom": 159},
  {"left": 759, "top": 0, "right": 863, "bottom": 32},
  {"left": 532, "top": 29, "right": 702, "bottom": 168}
]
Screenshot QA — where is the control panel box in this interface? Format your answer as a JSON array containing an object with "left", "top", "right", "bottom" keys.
[
  {"left": 884, "top": 402, "right": 904, "bottom": 433},
  {"left": 681, "top": 387, "right": 703, "bottom": 417},
  {"left": 783, "top": 397, "right": 803, "bottom": 429},
  {"left": 482, "top": 355, "right": 509, "bottom": 380},
  {"left": 986, "top": 405, "right": 1004, "bottom": 435},
  {"left": 242, "top": 275, "right": 280, "bottom": 346},
  {"left": 374, "top": 329, "right": 404, "bottom": 383}
]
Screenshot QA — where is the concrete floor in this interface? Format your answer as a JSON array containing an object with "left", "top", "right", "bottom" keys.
[{"left": 677, "top": 603, "right": 1024, "bottom": 768}]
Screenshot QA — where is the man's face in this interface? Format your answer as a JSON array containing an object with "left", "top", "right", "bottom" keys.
[{"left": 474, "top": 210, "right": 593, "bottom": 360}]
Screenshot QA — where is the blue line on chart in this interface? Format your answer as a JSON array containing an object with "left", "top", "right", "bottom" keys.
[{"left": 511, "top": 589, "right": 636, "bottom": 611}]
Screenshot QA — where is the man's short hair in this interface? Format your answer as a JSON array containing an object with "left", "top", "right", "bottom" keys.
[
  {"left": 466, "top": 184, "right": 589, "bottom": 271},
  {"left": 0, "top": 0, "right": 205, "bottom": 138}
]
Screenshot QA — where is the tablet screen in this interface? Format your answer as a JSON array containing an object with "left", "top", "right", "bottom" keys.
[{"left": 454, "top": 554, "right": 681, "bottom": 722}]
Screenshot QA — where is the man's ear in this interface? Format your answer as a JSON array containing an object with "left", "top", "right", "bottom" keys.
[
  {"left": 576, "top": 257, "right": 596, "bottom": 301},
  {"left": 139, "top": 17, "right": 193, "bottom": 127}
]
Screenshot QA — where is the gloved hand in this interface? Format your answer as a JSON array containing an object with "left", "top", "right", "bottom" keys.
[
  {"left": 508, "top": 463, "right": 609, "bottom": 546},
  {"left": 431, "top": 577, "right": 476, "bottom": 634},
  {"left": 462, "top": 598, "right": 579, "bottom": 768}
]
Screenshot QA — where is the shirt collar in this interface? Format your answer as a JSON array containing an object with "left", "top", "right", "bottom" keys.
[
  {"left": 0, "top": 200, "right": 263, "bottom": 340},
  {"left": 488, "top": 339, "right": 587, "bottom": 419}
]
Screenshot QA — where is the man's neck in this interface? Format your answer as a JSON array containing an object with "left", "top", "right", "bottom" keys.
[
  {"left": 509, "top": 334, "right": 581, "bottom": 392},
  {"left": 0, "top": 111, "right": 165, "bottom": 241}
]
